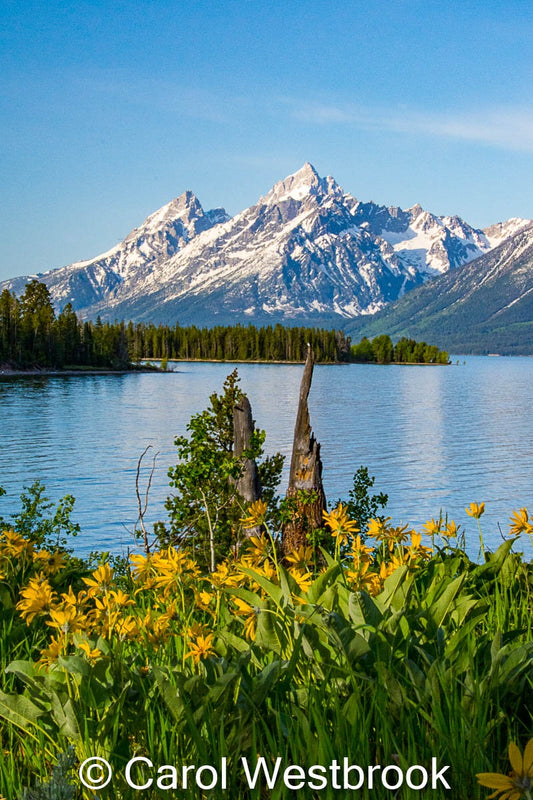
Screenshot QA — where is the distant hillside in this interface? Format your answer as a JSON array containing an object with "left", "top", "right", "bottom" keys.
[{"left": 345, "top": 225, "right": 533, "bottom": 354}]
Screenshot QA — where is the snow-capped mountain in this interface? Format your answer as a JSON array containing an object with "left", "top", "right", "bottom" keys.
[
  {"left": 3, "top": 164, "right": 531, "bottom": 326},
  {"left": 346, "top": 222, "right": 533, "bottom": 354},
  {"left": 3, "top": 192, "right": 229, "bottom": 311}
]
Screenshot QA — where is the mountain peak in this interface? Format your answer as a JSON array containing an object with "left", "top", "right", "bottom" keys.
[
  {"left": 135, "top": 193, "right": 203, "bottom": 237},
  {"left": 265, "top": 162, "right": 342, "bottom": 205},
  {"left": 292, "top": 162, "right": 320, "bottom": 182},
  {"left": 174, "top": 190, "right": 202, "bottom": 209},
  {"left": 408, "top": 203, "right": 425, "bottom": 217}
]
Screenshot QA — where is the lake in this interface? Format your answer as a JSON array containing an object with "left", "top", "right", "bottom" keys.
[{"left": 1, "top": 357, "right": 532, "bottom": 558}]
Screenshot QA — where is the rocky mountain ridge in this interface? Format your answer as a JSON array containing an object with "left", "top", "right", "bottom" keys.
[
  {"left": 346, "top": 223, "right": 533, "bottom": 354},
  {"left": 3, "top": 163, "right": 530, "bottom": 327}
]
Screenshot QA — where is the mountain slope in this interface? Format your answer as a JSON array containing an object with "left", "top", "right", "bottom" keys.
[
  {"left": 2, "top": 164, "right": 530, "bottom": 329},
  {"left": 3, "top": 192, "right": 229, "bottom": 311},
  {"left": 89, "top": 163, "right": 425, "bottom": 325},
  {"left": 346, "top": 224, "right": 533, "bottom": 354}
]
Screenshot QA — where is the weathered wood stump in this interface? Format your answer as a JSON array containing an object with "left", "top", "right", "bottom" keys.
[
  {"left": 233, "top": 394, "right": 262, "bottom": 537},
  {"left": 282, "top": 346, "right": 326, "bottom": 555}
]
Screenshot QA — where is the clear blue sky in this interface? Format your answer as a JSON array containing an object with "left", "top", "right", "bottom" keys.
[{"left": 1, "top": 0, "right": 532, "bottom": 281}]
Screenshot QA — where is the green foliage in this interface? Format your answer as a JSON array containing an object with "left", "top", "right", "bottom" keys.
[
  {"left": 394, "top": 336, "right": 449, "bottom": 364},
  {"left": 350, "top": 335, "right": 374, "bottom": 362},
  {"left": 0, "top": 481, "right": 80, "bottom": 552},
  {"left": 350, "top": 334, "right": 449, "bottom": 364},
  {"left": 19, "top": 747, "right": 77, "bottom": 800},
  {"left": 162, "top": 371, "right": 284, "bottom": 568},
  {"left": 371, "top": 333, "right": 394, "bottom": 363},
  {"left": 344, "top": 466, "right": 389, "bottom": 533},
  {"left": 3, "top": 281, "right": 450, "bottom": 369},
  {"left": 0, "top": 283, "right": 131, "bottom": 370}
]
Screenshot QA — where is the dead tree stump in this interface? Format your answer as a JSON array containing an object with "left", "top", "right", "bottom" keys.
[
  {"left": 233, "top": 394, "right": 262, "bottom": 537},
  {"left": 282, "top": 346, "right": 326, "bottom": 555}
]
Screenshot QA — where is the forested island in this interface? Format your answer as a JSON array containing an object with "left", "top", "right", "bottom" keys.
[{"left": 0, "top": 279, "right": 448, "bottom": 369}]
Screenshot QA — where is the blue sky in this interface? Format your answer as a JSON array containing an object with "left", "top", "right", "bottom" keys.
[{"left": 1, "top": 0, "right": 532, "bottom": 281}]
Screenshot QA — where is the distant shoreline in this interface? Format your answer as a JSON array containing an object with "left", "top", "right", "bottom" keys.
[
  {"left": 0, "top": 365, "right": 164, "bottom": 377},
  {"left": 0, "top": 359, "right": 451, "bottom": 376},
  {"left": 157, "top": 358, "right": 450, "bottom": 366}
]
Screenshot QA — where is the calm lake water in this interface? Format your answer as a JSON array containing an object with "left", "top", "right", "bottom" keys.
[{"left": 1, "top": 357, "right": 532, "bottom": 558}]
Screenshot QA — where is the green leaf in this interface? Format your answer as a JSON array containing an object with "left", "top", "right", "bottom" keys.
[
  {"left": 0, "top": 690, "right": 45, "bottom": 732},
  {"left": 50, "top": 694, "right": 81, "bottom": 740},
  {"left": 425, "top": 573, "right": 466, "bottom": 634},
  {"left": 238, "top": 567, "right": 283, "bottom": 606}
]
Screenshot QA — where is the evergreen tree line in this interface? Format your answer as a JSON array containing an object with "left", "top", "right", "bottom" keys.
[
  {"left": 0, "top": 282, "right": 130, "bottom": 369},
  {"left": 137, "top": 321, "right": 349, "bottom": 363},
  {"left": 351, "top": 334, "right": 449, "bottom": 364},
  {"left": 0, "top": 280, "right": 448, "bottom": 368}
]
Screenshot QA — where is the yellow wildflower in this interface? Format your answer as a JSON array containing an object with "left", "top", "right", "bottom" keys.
[
  {"left": 288, "top": 567, "right": 312, "bottom": 593},
  {"left": 77, "top": 640, "right": 103, "bottom": 664},
  {"left": 388, "top": 524, "right": 411, "bottom": 545},
  {"left": 346, "top": 561, "right": 381, "bottom": 595},
  {"left": 108, "top": 589, "right": 134, "bottom": 608},
  {"left": 366, "top": 517, "right": 393, "bottom": 541},
  {"left": 210, "top": 561, "right": 241, "bottom": 588},
  {"left": 255, "top": 558, "right": 277, "bottom": 583},
  {"left": 244, "top": 533, "right": 270, "bottom": 565},
  {"left": 46, "top": 606, "right": 88, "bottom": 635},
  {"left": 185, "top": 633, "right": 216, "bottom": 664},
  {"left": 509, "top": 508, "right": 532, "bottom": 537},
  {"left": 232, "top": 598, "right": 258, "bottom": 641},
  {"left": 477, "top": 738, "right": 533, "bottom": 800},
  {"left": 60, "top": 586, "right": 79, "bottom": 610},
  {"left": 406, "top": 532, "right": 433, "bottom": 563},
  {"left": 114, "top": 615, "right": 139, "bottom": 640},
  {"left": 158, "top": 600, "right": 180, "bottom": 622},
  {"left": 393, "top": 551, "right": 413, "bottom": 569},
  {"left": 422, "top": 518, "right": 441, "bottom": 536},
  {"left": 194, "top": 588, "right": 215, "bottom": 611},
  {"left": 350, "top": 536, "right": 375, "bottom": 567},
  {"left": 33, "top": 550, "right": 66, "bottom": 574},
  {"left": 323, "top": 504, "right": 359, "bottom": 546},
  {"left": 240, "top": 500, "right": 268, "bottom": 529},
  {"left": 379, "top": 560, "right": 396, "bottom": 580},
  {"left": 1, "top": 530, "right": 34, "bottom": 558},
  {"left": 129, "top": 552, "right": 155, "bottom": 584},
  {"left": 39, "top": 635, "right": 66, "bottom": 666},
  {"left": 466, "top": 502, "right": 485, "bottom": 519},
  {"left": 187, "top": 622, "right": 212, "bottom": 639},
  {"left": 83, "top": 563, "right": 114, "bottom": 596},
  {"left": 152, "top": 547, "right": 198, "bottom": 594},
  {"left": 142, "top": 611, "right": 171, "bottom": 647},
  {"left": 442, "top": 521, "right": 459, "bottom": 539},
  {"left": 17, "top": 574, "right": 56, "bottom": 623},
  {"left": 284, "top": 545, "right": 314, "bottom": 570}
]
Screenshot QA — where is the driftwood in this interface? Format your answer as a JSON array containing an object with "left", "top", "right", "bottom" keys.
[
  {"left": 233, "top": 394, "right": 262, "bottom": 536},
  {"left": 282, "top": 346, "right": 326, "bottom": 554}
]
